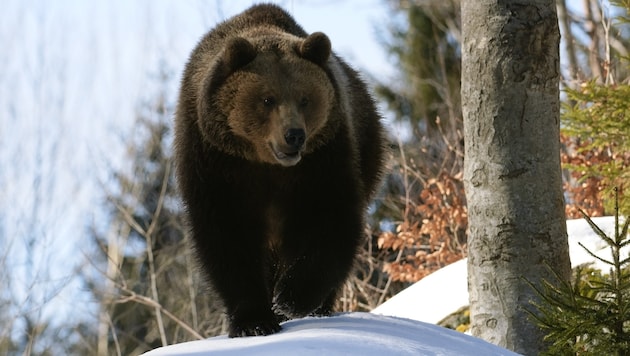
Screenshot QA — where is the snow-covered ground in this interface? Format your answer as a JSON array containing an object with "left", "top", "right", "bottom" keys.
[
  {"left": 143, "top": 313, "right": 518, "bottom": 356},
  {"left": 142, "top": 217, "right": 622, "bottom": 355},
  {"left": 372, "top": 216, "right": 622, "bottom": 323}
]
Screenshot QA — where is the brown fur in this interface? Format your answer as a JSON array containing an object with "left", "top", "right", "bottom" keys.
[{"left": 174, "top": 3, "right": 386, "bottom": 337}]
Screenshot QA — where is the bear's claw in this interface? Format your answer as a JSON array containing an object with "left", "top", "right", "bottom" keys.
[{"left": 228, "top": 319, "right": 282, "bottom": 338}]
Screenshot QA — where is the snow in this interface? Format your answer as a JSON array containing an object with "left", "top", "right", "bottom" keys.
[
  {"left": 372, "top": 216, "right": 623, "bottom": 324},
  {"left": 142, "top": 313, "right": 518, "bottom": 356},
  {"left": 563, "top": 216, "right": 624, "bottom": 271},
  {"left": 372, "top": 257, "right": 468, "bottom": 325},
  {"left": 142, "top": 217, "right": 624, "bottom": 355}
]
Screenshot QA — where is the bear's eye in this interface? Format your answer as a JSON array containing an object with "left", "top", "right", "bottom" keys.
[
  {"left": 263, "top": 96, "right": 276, "bottom": 107},
  {"left": 299, "top": 97, "right": 309, "bottom": 108}
]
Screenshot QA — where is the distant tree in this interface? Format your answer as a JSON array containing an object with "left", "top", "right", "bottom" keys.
[
  {"left": 376, "top": 0, "right": 461, "bottom": 138},
  {"left": 0, "top": 263, "right": 19, "bottom": 355},
  {"left": 461, "top": 0, "right": 571, "bottom": 354},
  {"left": 373, "top": 0, "right": 467, "bottom": 286},
  {"left": 86, "top": 69, "right": 225, "bottom": 356},
  {"left": 557, "top": 0, "right": 630, "bottom": 84},
  {"left": 560, "top": 0, "right": 630, "bottom": 218},
  {"left": 0, "top": 3, "right": 85, "bottom": 354}
]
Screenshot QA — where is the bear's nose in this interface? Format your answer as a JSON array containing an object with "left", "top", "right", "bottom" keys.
[{"left": 284, "top": 128, "right": 305, "bottom": 150}]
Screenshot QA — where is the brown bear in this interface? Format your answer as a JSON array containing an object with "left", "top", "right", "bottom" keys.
[{"left": 174, "top": 3, "right": 385, "bottom": 337}]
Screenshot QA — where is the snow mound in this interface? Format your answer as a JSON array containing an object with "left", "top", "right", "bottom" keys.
[
  {"left": 371, "top": 258, "right": 467, "bottom": 324},
  {"left": 143, "top": 217, "right": 623, "bottom": 355},
  {"left": 142, "top": 313, "right": 518, "bottom": 355},
  {"left": 372, "top": 217, "right": 623, "bottom": 323}
]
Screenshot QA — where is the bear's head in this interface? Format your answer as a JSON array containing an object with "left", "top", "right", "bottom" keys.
[{"left": 198, "top": 32, "right": 336, "bottom": 167}]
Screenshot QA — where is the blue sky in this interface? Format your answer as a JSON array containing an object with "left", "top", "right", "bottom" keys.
[{"left": 0, "top": 0, "right": 394, "bottom": 342}]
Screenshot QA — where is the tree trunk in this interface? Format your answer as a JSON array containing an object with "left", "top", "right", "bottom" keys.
[
  {"left": 461, "top": 1, "right": 571, "bottom": 354},
  {"left": 557, "top": 0, "right": 580, "bottom": 82}
]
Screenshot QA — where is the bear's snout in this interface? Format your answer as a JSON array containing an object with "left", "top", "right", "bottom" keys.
[
  {"left": 284, "top": 128, "right": 305, "bottom": 151},
  {"left": 268, "top": 127, "right": 306, "bottom": 167}
]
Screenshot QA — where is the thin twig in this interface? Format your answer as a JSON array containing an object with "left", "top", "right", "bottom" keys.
[
  {"left": 143, "top": 160, "right": 172, "bottom": 346},
  {"left": 116, "top": 287, "right": 204, "bottom": 341}
]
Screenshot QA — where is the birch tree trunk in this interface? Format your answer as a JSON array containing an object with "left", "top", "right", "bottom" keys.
[{"left": 461, "top": 1, "right": 571, "bottom": 354}]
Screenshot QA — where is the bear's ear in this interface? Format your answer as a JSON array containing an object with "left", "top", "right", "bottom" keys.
[
  {"left": 298, "top": 32, "right": 331, "bottom": 65},
  {"left": 222, "top": 37, "right": 257, "bottom": 73}
]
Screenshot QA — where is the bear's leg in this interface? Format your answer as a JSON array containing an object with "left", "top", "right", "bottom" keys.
[
  {"left": 193, "top": 221, "right": 281, "bottom": 337},
  {"left": 272, "top": 215, "right": 362, "bottom": 318},
  {"left": 224, "top": 249, "right": 281, "bottom": 337},
  {"left": 310, "top": 289, "right": 337, "bottom": 316},
  {"left": 227, "top": 300, "right": 282, "bottom": 337}
]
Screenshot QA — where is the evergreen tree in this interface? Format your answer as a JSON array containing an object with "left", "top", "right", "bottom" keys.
[
  {"left": 529, "top": 191, "right": 630, "bottom": 355},
  {"left": 562, "top": 81, "right": 630, "bottom": 217},
  {"left": 559, "top": 0, "right": 630, "bottom": 218},
  {"left": 376, "top": 0, "right": 461, "bottom": 139}
]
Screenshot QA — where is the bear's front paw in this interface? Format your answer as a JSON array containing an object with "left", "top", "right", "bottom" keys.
[
  {"left": 272, "top": 286, "right": 323, "bottom": 318},
  {"left": 228, "top": 317, "right": 281, "bottom": 338}
]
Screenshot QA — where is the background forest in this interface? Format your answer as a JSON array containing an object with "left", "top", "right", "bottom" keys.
[{"left": 0, "top": 0, "right": 628, "bottom": 355}]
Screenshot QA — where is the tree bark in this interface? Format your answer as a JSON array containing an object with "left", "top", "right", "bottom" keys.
[{"left": 461, "top": 1, "right": 571, "bottom": 354}]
